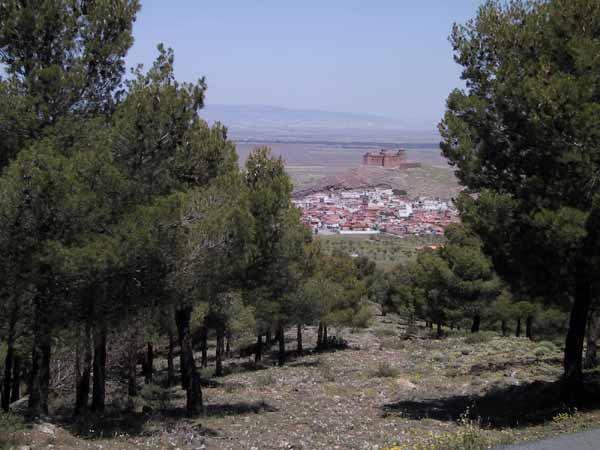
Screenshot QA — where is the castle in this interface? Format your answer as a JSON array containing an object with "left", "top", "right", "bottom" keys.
[{"left": 362, "top": 149, "right": 421, "bottom": 169}]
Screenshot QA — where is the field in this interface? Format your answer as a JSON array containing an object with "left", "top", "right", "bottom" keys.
[
  {"left": 6, "top": 312, "right": 600, "bottom": 450},
  {"left": 317, "top": 234, "right": 446, "bottom": 268}
]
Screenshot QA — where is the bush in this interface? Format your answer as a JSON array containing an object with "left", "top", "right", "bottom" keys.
[
  {"left": 371, "top": 362, "right": 400, "bottom": 378},
  {"left": 432, "top": 352, "right": 448, "bottom": 363},
  {"left": 382, "top": 423, "right": 513, "bottom": 450},
  {"left": 140, "top": 383, "right": 171, "bottom": 411},
  {"left": 536, "top": 340, "right": 558, "bottom": 353},
  {"left": 0, "top": 412, "right": 24, "bottom": 449},
  {"left": 352, "top": 304, "right": 373, "bottom": 328},
  {"left": 373, "top": 327, "right": 397, "bottom": 338},
  {"left": 464, "top": 331, "right": 496, "bottom": 345},
  {"left": 322, "top": 336, "right": 349, "bottom": 350},
  {"left": 256, "top": 372, "right": 276, "bottom": 387},
  {"left": 380, "top": 338, "right": 406, "bottom": 351},
  {"left": 318, "top": 361, "right": 336, "bottom": 382}
]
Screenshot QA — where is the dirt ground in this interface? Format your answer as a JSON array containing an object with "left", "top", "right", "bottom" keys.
[{"left": 6, "top": 314, "right": 600, "bottom": 450}]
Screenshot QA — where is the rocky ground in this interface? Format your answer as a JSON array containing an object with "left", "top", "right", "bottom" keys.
[{"left": 4, "top": 314, "right": 600, "bottom": 450}]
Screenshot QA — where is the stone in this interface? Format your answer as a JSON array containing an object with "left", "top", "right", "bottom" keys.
[{"left": 35, "top": 422, "right": 57, "bottom": 437}]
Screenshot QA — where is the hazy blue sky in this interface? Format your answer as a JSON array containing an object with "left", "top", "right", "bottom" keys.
[{"left": 127, "top": 1, "right": 485, "bottom": 127}]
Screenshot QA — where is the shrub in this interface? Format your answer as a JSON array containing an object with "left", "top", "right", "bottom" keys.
[
  {"left": 319, "top": 361, "right": 336, "bottom": 382},
  {"left": 371, "top": 362, "right": 400, "bottom": 378},
  {"left": 464, "top": 331, "right": 496, "bottom": 345},
  {"left": 352, "top": 304, "right": 373, "bottom": 328},
  {"left": 382, "top": 423, "right": 513, "bottom": 450},
  {"left": 373, "top": 327, "right": 397, "bottom": 338},
  {"left": 0, "top": 412, "right": 24, "bottom": 449},
  {"left": 380, "top": 338, "right": 406, "bottom": 351},
  {"left": 537, "top": 341, "right": 558, "bottom": 353},
  {"left": 140, "top": 383, "right": 171, "bottom": 411},
  {"left": 322, "top": 336, "right": 349, "bottom": 350},
  {"left": 432, "top": 352, "right": 448, "bottom": 363},
  {"left": 256, "top": 372, "right": 276, "bottom": 387}
]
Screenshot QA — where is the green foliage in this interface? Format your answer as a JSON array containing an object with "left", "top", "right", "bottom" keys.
[
  {"left": 440, "top": 0, "right": 600, "bottom": 378},
  {"left": 0, "top": 412, "right": 24, "bottom": 449},
  {"left": 0, "top": 0, "right": 140, "bottom": 169},
  {"left": 317, "top": 234, "right": 444, "bottom": 268},
  {"left": 140, "top": 383, "right": 172, "bottom": 411},
  {"left": 464, "top": 331, "right": 496, "bottom": 345}
]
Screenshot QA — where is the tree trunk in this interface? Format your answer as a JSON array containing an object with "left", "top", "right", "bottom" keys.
[
  {"left": 255, "top": 334, "right": 262, "bottom": 363},
  {"left": 277, "top": 323, "right": 285, "bottom": 367},
  {"left": 317, "top": 323, "right": 323, "bottom": 350},
  {"left": 584, "top": 308, "right": 599, "bottom": 370},
  {"left": 525, "top": 316, "right": 534, "bottom": 340},
  {"left": 167, "top": 331, "right": 175, "bottom": 387},
  {"left": 2, "top": 341, "right": 13, "bottom": 412},
  {"left": 75, "top": 322, "right": 92, "bottom": 415},
  {"left": 215, "top": 324, "right": 224, "bottom": 377},
  {"left": 266, "top": 329, "right": 272, "bottom": 347},
  {"left": 2, "top": 299, "right": 18, "bottom": 412},
  {"left": 200, "top": 326, "right": 208, "bottom": 369},
  {"left": 91, "top": 323, "right": 107, "bottom": 412},
  {"left": 1, "top": 351, "right": 13, "bottom": 412},
  {"left": 127, "top": 341, "right": 138, "bottom": 397},
  {"left": 297, "top": 324, "right": 303, "bottom": 353},
  {"left": 323, "top": 324, "right": 328, "bottom": 347},
  {"left": 471, "top": 315, "right": 481, "bottom": 333},
  {"left": 176, "top": 307, "right": 191, "bottom": 390},
  {"left": 144, "top": 342, "right": 154, "bottom": 384},
  {"left": 10, "top": 355, "right": 20, "bottom": 404},
  {"left": 501, "top": 320, "right": 508, "bottom": 337},
  {"left": 274, "top": 327, "right": 282, "bottom": 347},
  {"left": 28, "top": 294, "right": 51, "bottom": 416},
  {"left": 516, "top": 317, "right": 521, "bottom": 337},
  {"left": 225, "top": 331, "right": 231, "bottom": 359},
  {"left": 563, "top": 280, "right": 592, "bottom": 395},
  {"left": 186, "top": 370, "right": 202, "bottom": 417},
  {"left": 436, "top": 322, "right": 443, "bottom": 339},
  {"left": 175, "top": 305, "right": 202, "bottom": 415}
]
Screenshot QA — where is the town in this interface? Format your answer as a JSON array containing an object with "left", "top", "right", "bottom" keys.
[{"left": 293, "top": 188, "right": 459, "bottom": 236}]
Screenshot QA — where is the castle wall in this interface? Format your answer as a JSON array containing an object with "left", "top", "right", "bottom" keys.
[{"left": 362, "top": 149, "right": 421, "bottom": 169}]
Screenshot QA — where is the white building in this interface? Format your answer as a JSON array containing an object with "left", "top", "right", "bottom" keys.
[{"left": 396, "top": 202, "right": 413, "bottom": 218}]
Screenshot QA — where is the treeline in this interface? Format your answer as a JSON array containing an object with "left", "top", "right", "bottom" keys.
[
  {"left": 0, "top": 1, "right": 371, "bottom": 417},
  {"left": 363, "top": 224, "right": 571, "bottom": 343}
]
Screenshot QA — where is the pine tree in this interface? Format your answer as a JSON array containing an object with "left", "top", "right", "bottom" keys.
[{"left": 440, "top": 0, "right": 600, "bottom": 390}]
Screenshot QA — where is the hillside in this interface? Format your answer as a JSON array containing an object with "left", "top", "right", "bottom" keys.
[
  {"left": 8, "top": 315, "right": 600, "bottom": 450},
  {"left": 291, "top": 164, "right": 461, "bottom": 200}
]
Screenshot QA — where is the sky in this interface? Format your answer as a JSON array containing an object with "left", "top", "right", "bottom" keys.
[{"left": 127, "top": 1, "right": 485, "bottom": 128}]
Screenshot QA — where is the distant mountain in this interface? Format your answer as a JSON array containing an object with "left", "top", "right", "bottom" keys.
[{"left": 200, "top": 104, "right": 439, "bottom": 144}]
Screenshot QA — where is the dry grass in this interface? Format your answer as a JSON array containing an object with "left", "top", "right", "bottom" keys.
[{"left": 6, "top": 315, "right": 600, "bottom": 450}]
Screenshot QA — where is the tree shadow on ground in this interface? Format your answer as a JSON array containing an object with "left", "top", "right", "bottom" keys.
[
  {"left": 161, "top": 400, "right": 277, "bottom": 418},
  {"left": 288, "top": 359, "right": 322, "bottom": 368},
  {"left": 55, "top": 400, "right": 275, "bottom": 438},
  {"left": 57, "top": 410, "right": 151, "bottom": 439},
  {"left": 205, "top": 400, "right": 277, "bottom": 417},
  {"left": 220, "top": 360, "right": 269, "bottom": 376},
  {"left": 383, "top": 376, "right": 600, "bottom": 428},
  {"left": 469, "top": 357, "right": 563, "bottom": 375}
]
